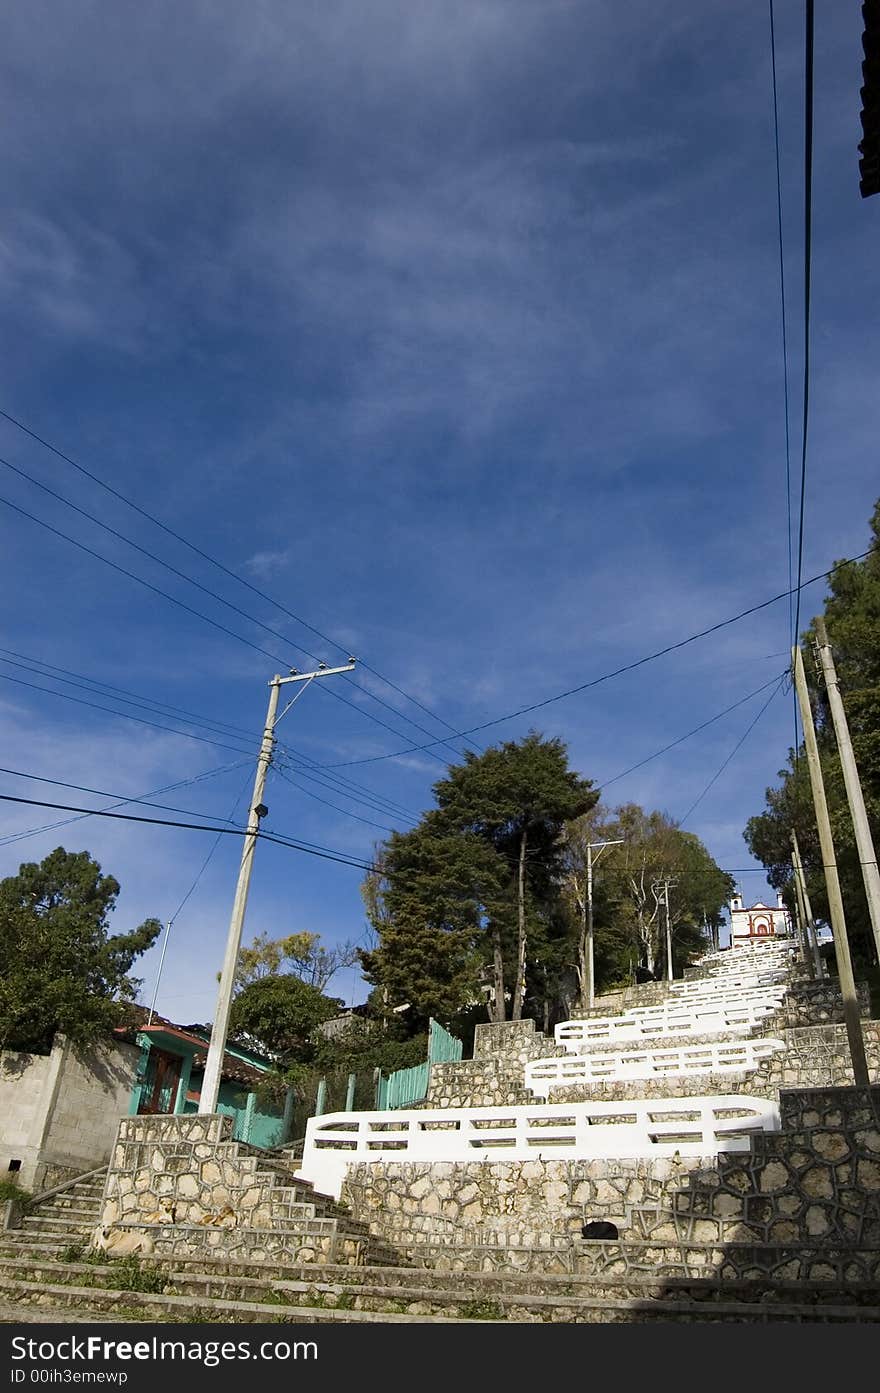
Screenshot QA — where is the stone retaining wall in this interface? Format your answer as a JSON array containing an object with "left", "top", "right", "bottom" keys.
[
  {"left": 102, "top": 1114, "right": 280, "bottom": 1230},
  {"left": 340, "top": 1086, "right": 880, "bottom": 1255}
]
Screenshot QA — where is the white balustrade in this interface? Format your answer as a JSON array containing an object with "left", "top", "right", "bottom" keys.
[
  {"left": 554, "top": 1001, "right": 780, "bottom": 1050},
  {"left": 524, "top": 1039, "right": 787, "bottom": 1097},
  {"left": 669, "top": 972, "right": 785, "bottom": 995},
  {"left": 297, "top": 1095, "right": 781, "bottom": 1200},
  {"left": 622, "top": 988, "right": 785, "bottom": 1020}
]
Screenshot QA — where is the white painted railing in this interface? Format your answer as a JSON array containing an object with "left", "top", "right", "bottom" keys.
[
  {"left": 554, "top": 1001, "right": 780, "bottom": 1050},
  {"left": 669, "top": 973, "right": 786, "bottom": 996},
  {"left": 699, "top": 946, "right": 795, "bottom": 970},
  {"left": 525, "top": 1039, "right": 787, "bottom": 1097},
  {"left": 297, "top": 1095, "right": 781, "bottom": 1200},
  {"left": 622, "top": 988, "right": 785, "bottom": 1020}
]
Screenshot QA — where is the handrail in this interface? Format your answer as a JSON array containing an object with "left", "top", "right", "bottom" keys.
[
  {"left": 298, "top": 1094, "right": 780, "bottom": 1200},
  {"left": 525, "top": 1039, "right": 787, "bottom": 1097},
  {"left": 554, "top": 1002, "right": 781, "bottom": 1051}
]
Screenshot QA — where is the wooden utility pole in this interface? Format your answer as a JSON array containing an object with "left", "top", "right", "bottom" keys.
[
  {"left": 792, "top": 644, "right": 868, "bottom": 1085},
  {"left": 788, "top": 852, "right": 812, "bottom": 972},
  {"left": 791, "top": 830, "right": 823, "bottom": 979},
  {"left": 815, "top": 617, "right": 880, "bottom": 969}
]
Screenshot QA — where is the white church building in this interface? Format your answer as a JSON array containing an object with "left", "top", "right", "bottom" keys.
[{"left": 728, "top": 890, "right": 793, "bottom": 947}]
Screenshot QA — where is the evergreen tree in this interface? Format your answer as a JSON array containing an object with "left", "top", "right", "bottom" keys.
[
  {"left": 360, "top": 733, "right": 596, "bottom": 1026},
  {"left": 0, "top": 847, "right": 161, "bottom": 1053},
  {"left": 745, "top": 497, "right": 880, "bottom": 967}
]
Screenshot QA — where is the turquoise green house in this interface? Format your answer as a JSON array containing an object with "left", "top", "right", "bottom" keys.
[{"left": 119, "top": 1015, "right": 287, "bottom": 1149}]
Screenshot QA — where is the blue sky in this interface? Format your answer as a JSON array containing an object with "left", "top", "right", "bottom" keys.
[{"left": 0, "top": 1, "right": 877, "bottom": 1023}]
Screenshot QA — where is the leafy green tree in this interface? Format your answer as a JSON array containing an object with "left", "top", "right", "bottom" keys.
[
  {"left": 359, "top": 818, "right": 504, "bottom": 1031},
  {"left": 565, "top": 805, "right": 732, "bottom": 981},
  {"left": 435, "top": 733, "right": 596, "bottom": 1019},
  {"left": 229, "top": 974, "right": 342, "bottom": 1061},
  {"left": 232, "top": 930, "right": 360, "bottom": 994},
  {"left": 0, "top": 847, "right": 161, "bottom": 1053},
  {"left": 745, "top": 498, "right": 880, "bottom": 967}
]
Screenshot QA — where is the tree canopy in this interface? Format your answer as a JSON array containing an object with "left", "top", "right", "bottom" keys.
[
  {"left": 0, "top": 847, "right": 161, "bottom": 1053},
  {"left": 360, "top": 733, "right": 729, "bottom": 1032},
  {"left": 744, "top": 497, "right": 880, "bottom": 966}
]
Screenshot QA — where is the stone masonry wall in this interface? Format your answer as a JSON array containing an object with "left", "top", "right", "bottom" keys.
[
  {"left": 103, "top": 1114, "right": 278, "bottom": 1229},
  {"left": 340, "top": 1085, "right": 880, "bottom": 1257},
  {"left": 100, "top": 1114, "right": 370, "bottom": 1265},
  {"left": 426, "top": 1020, "right": 567, "bottom": 1108}
]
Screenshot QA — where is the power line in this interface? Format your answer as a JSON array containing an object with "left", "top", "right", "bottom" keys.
[
  {"left": 0, "top": 792, "right": 376, "bottom": 871},
  {"left": 0, "top": 645, "right": 261, "bottom": 746},
  {"left": 793, "top": 0, "right": 815, "bottom": 651},
  {"left": 769, "top": 0, "right": 801, "bottom": 775},
  {"left": 0, "top": 669, "right": 258, "bottom": 759},
  {"left": 279, "top": 756, "right": 418, "bottom": 823},
  {"left": 0, "top": 765, "right": 257, "bottom": 826},
  {"left": 0, "top": 642, "right": 420, "bottom": 821},
  {"left": 0, "top": 410, "right": 477, "bottom": 757},
  {"left": 145, "top": 768, "right": 255, "bottom": 1023},
  {"left": 275, "top": 756, "right": 418, "bottom": 825},
  {"left": 321, "top": 551, "right": 871, "bottom": 768},
  {"left": 270, "top": 764, "right": 403, "bottom": 834},
  {"left": 0, "top": 760, "right": 249, "bottom": 849},
  {"left": 0, "top": 654, "right": 257, "bottom": 755},
  {"left": 0, "top": 479, "right": 461, "bottom": 769},
  {"left": 678, "top": 676, "right": 786, "bottom": 828},
  {"left": 597, "top": 672, "right": 787, "bottom": 792}
]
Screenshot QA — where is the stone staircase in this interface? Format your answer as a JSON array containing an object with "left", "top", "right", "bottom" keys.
[
  {"left": 3, "top": 946, "right": 877, "bottom": 1323},
  {"left": 0, "top": 1239, "right": 878, "bottom": 1322}
]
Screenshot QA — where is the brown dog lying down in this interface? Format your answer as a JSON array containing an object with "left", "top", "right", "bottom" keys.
[{"left": 196, "top": 1206, "right": 236, "bottom": 1227}]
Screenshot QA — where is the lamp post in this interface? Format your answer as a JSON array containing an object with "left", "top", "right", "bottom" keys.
[
  {"left": 652, "top": 877, "right": 679, "bottom": 983},
  {"left": 581, "top": 839, "right": 624, "bottom": 1009}
]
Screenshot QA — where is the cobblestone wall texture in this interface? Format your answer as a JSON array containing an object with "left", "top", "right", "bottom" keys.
[{"left": 340, "top": 1086, "right": 880, "bottom": 1259}]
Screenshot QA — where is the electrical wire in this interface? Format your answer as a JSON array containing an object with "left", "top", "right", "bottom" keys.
[
  {"left": 0, "top": 761, "right": 249, "bottom": 848},
  {"left": 0, "top": 480, "right": 461, "bottom": 769},
  {"left": 321, "top": 551, "right": 871, "bottom": 768},
  {"left": 270, "top": 763, "right": 404, "bottom": 834},
  {"left": 0, "top": 642, "right": 419, "bottom": 821},
  {"left": 146, "top": 768, "right": 255, "bottom": 1023},
  {"left": 678, "top": 676, "right": 786, "bottom": 828},
  {"left": 0, "top": 669, "right": 258, "bottom": 759},
  {"left": 768, "top": 0, "right": 801, "bottom": 773},
  {"left": 0, "top": 792, "right": 377, "bottom": 871},
  {"left": 792, "top": 0, "right": 814, "bottom": 651},
  {"left": 597, "top": 672, "right": 787, "bottom": 792},
  {"left": 0, "top": 765, "right": 257, "bottom": 826},
  {"left": 0, "top": 411, "right": 477, "bottom": 757}
]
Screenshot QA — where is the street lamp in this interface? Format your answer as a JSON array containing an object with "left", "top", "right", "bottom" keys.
[
  {"left": 582, "top": 839, "right": 624, "bottom": 1010},
  {"left": 652, "top": 877, "right": 680, "bottom": 983}
]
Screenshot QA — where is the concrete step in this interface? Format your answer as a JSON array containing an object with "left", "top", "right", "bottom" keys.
[
  {"left": 0, "top": 1268, "right": 875, "bottom": 1324},
  {"left": 31, "top": 1204, "right": 101, "bottom": 1222},
  {"left": 21, "top": 1214, "right": 100, "bottom": 1234}
]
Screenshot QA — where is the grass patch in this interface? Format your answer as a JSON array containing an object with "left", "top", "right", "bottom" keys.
[
  {"left": 459, "top": 1298, "right": 505, "bottom": 1321},
  {"left": 0, "top": 1180, "right": 33, "bottom": 1210}
]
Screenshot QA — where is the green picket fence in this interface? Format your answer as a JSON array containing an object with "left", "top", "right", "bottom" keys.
[{"left": 374, "top": 1018, "right": 462, "bottom": 1110}]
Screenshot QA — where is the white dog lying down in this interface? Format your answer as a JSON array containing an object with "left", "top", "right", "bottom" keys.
[{"left": 92, "top": 1226, "right": 155, "bottom": 1257}]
